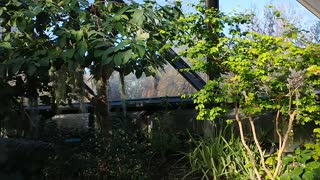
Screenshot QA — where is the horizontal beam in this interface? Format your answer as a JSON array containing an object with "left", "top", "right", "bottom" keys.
[{"left": 25, "top": 96, "right": 194, "bottom": 112}]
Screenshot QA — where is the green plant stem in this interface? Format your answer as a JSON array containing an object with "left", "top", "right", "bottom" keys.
[
  {"left": 234, "top": 102, "right": 262, "bottom": 180},
  {"left": 248, "top": 115, "right": 274, "bottom": 179},
  {"left": 275, "top": 109, "right": 282, "bottom": 148},
  {"left": 242, "top": 91, "right": 273, "bottom": 179},
  {"left": 273, "top": 90, "right": 297, "bottom": 178}
]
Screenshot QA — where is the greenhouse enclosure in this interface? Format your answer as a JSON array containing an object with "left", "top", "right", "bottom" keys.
[{"left": 1, "top": 0, "right": 320, "bottom": 179}]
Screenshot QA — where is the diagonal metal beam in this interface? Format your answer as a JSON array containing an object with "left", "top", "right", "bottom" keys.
[
  {"left": 297, "top": 0, "right": 320, "bottom": 18},
  {"left": 164, "top": 48, "right": 206, "bottom": 91}
]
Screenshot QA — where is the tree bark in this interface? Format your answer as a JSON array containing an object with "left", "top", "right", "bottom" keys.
[
  {"left": 94, "top": 65, "right": 113, "bottom": 137},
  {"left": 234, "top": 102, "right": 261, "bottom": 180},
  {"left": 205, "top": 0, "right": 220, "bottom": 80}
]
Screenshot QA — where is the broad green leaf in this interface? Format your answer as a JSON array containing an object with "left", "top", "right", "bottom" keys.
[
  {"left": 55, "top": 29, "right": 65, "bottom": 36},
  {"left": 107, "top": 3, "right": 113, "bottom": 12},
  {"left": 71, "top": 30, "right": 83, "bottom": 41},
  {"left": 11, "top": 59, "right": 25, "bottom": 74},
  {"left": 280, "top": 173, "right": 291, "bottom": 180},
  {"left": 0, "top": 42, "right": 12, "bottom": 49},
  {"left": 16, "top": 18, "right": 26, "bottom": 32},
  {"left": 79, "top": 11, "right": 87, "bottom": 20},
  {"left": 77, "top": 41, "right": 88, "bottom": 57},
  {"left": 130, "top": 9, "right": 144, "bottom": 26},
  {"left": 114, "top": 39, "right": 130, "bottom": 52},
  {"left": 58, "top": 35, "right": 67, "bottom": 48},
  {"left": 27, "top": 64, "right": 37, "bottom": 76},
  {"left": 283, "top": 155, "right": 295, "bottom": 165},
  {"left": 114, "top": 52, "right": 124, "bottom": 66},
  {"left": 94, "top": 50, "right": 104, "bottom": 58},
  {"left": 64, "top": 49, "right": 76, "bottom": 59},
  {"left": 38, "top": 58, "right": 50, "bottom": 67},
  {"left": 305, "top": 161, "right": 320, "bottom": 170},
  {"left": 122, "top": 49, "right": 132, "bottom": 64},
  {"left": 12, "top": 0, "right": 22, "bottom": 7},
  {"left": 121, "top": 14, "right": 129, "bottom": 20},
  {"left": 302, "top": 171, "right": 313, "bottom": 180},
  {"left": 134, "top": 44, "right": 146, "bottom": 57},
  {"left": 33, "top": 6, "right": 42, "bottom": 16},
  {"left": 102, "top": 47, "right": 114, "bottom": 65},
  {"left": 114, "top": 15, "right": 121, "bottom": 21},
  {"left": 291, "top": 166, "right": 304, "bottom": 177},
  {"left": 291, "top": 175, "right": 302, "bottom": 180},
  {"left": 116, "top": 6, "right": 130, "bottom": 16},
  {"left": 115, "top": 22, "right": 124, "bottom": 34},
  {"left": 24, "top": 10, "right": 34, "bottom": 18}
]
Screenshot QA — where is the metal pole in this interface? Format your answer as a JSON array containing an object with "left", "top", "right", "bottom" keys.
[
  {"left": 205, "top": 0, "right": 219, "bottom": 80},
  {"left": 206, "top": 0, "right": 219, "bottom": 10}
]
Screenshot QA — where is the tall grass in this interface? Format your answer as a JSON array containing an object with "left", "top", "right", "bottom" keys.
[{"left": 184, "top": 129, "right": 258, "bottom": 180}]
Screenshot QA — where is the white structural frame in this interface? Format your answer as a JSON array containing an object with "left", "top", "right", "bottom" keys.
[{"left": 297, "top": 0, "right": 320, "bottom": 18}]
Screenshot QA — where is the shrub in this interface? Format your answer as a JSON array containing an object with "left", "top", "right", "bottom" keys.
[{"left": 185, "top": 129, "right": 257, "bottom": 180}]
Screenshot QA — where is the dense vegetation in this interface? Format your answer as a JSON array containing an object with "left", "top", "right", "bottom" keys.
[{"left": 1, "top": 0, "right": 320, "bottom": 179}]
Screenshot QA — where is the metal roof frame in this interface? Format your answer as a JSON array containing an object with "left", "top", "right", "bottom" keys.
[{"left": 297, "top": 0, "right": 320, "bottom": 18}]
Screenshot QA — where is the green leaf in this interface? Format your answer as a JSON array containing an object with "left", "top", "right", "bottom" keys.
[
  {"left": 114, "top": 39, "right": 130, "bottom": 52},
  {"left": 291, "top": 175, "right": 302, "bottom": 180},
  {"left": 280, "top": 172, "right": 293, "bottom": 179},
  {"left": 24, "top": 10, "right": 34, "bottom": 18},
  {"left": 64, "top": 49, "right": 76, "bottom": 59},
  {"left": 115, "top": 22, "right": 124, "bottom": 34},
  {"left": 77, "top": 41, "right": 88, "bottom": 57},
  {"left": 306, "top": 161, "right": 320, "bottom": 170},
  {"left": 71, "top": 30, "right": 83, "bottom": 41},
  {"left": 130, "top": 9, "right": 144, "bottom": 26},
  {"left": 38, "top": 58, "right": 50, "bottom": 67},
  {"left": 58, "top": 35, "right": 67, "bottom": 48},
  {"left": 116, "top": 6, "right": 130, "bottom": 16},
  {"left": 33, "top": 6, "right": 42, "bottom": 16},
  {"left": 114, "top": 52, "right": 124, "bottom": 66},
  {"left": 0, "top": 42, "right": 12, "bottom": 49},
  {"left": 94, "top": 41, "right": 108, "bottom": 48},
  {"left": 11, "top": 58, "right": 25, "bottom": 74},
  {"left": 27, "top": 64, "right": 37, "bottom": 76},
  {"left": 134, "top": 44, "right": 145, "bottom": 57},
  {"left": 94, "top": 50, "right": 104, "bottom": 58},
  {"left": 122, "top": 49, "right": 132, "bottom": 64},
  {"left": 79, "top": 11, "right": 87, "bottom": 20},
  {"left": 291, "top": 166, "right": 304, "bottom": 177},
  {"left": 16, "top": 18, "right": 26, "bottom": 32},
  {"left": 12, "top": 0, "right": 22, "bottom": 7},
  {"left": 283, "top": 155, "right": 295, "bottom": 165},
  {"left": 102, "top": 47, "right": 114, "bottom": 65},
  {"left": 121, "top": 14, "right": 129, "bottom": 20},
  {"left": 302, "top": 171, "right": 314, "bottom": 180}
]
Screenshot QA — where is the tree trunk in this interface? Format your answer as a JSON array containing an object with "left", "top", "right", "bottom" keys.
[
  {"left": 205, "top": 0, "right": 220, "bottom": 80},
  {"left": 94, "top": 65, "right": 113, "bottom": 137}
]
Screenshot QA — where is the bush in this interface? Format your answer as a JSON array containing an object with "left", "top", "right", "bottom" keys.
[
  {"left": 41, "top": 121, "right": 153, "bottom": 179},
  {"left": 185, "top": 130, "right": 257, "bottom": 180}
]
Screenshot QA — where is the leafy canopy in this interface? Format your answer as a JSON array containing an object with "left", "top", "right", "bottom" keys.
[{"left": 0, "top": 0, "right": 182, "bottom": 81}]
